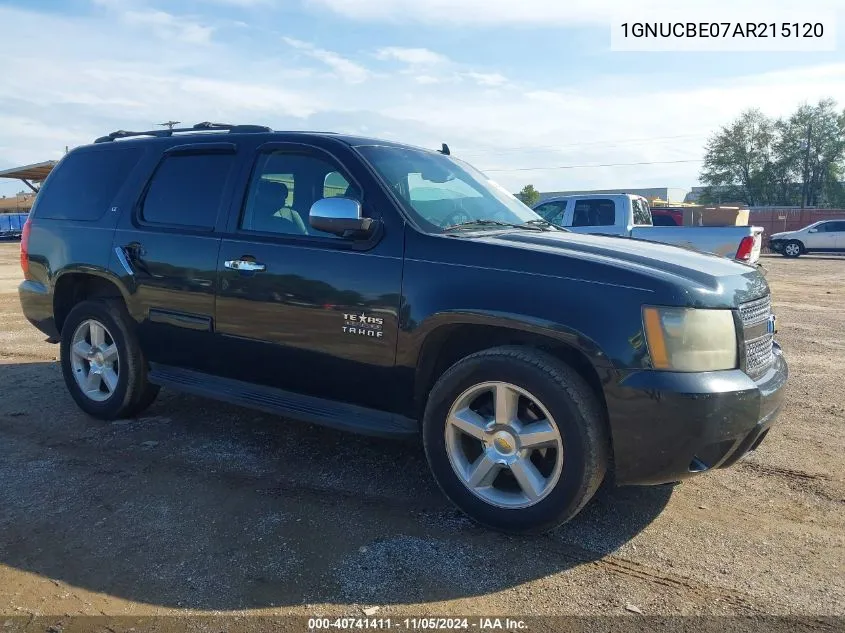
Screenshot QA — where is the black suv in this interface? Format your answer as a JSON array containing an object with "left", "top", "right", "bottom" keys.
[{"left": 19, "top": 122, "right": 788, "bottom": 533}]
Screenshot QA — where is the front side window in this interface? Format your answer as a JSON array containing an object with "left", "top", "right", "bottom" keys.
[
  {"left": 354, "top": 144, "right": 547, "bottom": 233},
  {"left": 571, "top": 199, "right": 615, "bottom": 227},
  {"left": 534, "top": 201, "right": 567, "bottom": 224},
  {"left": 141, "top": 153, "right": 235, "bottom": 229},
  {"left": 826, "top": 221, "right": 845, "bottom": 232},
  {"left": 239, "top": 151, "right": 360, "bottom": 238}
]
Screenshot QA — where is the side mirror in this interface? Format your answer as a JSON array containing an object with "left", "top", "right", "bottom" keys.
[
  {"left": 808, "top": 228, "right": 818, "bottom": 233},
  {"left": 309, "top": 197, "right": 374, "bottom": 237}
]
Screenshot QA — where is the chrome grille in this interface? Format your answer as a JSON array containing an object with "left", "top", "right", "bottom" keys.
[
  {"left": 739, "top": 295, "right": 774, "bottom": 377},
  {"left": 745, "top": 333, "right": 774, "bottom": 376},
  {"left": 739, "top": 295, "right": 771, "bottom": 326}
]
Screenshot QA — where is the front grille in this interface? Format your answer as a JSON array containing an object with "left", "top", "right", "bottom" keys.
[
  {"left": 739, "top": 295, "right": 771, "bottom": 326},
  {"left": 745, "top": 333, "right": 774, "bottom": 376},
  {"left": 739, "top": 295, "right": 774, "bottom": 377}
]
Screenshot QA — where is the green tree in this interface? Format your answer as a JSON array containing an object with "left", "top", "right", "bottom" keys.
[
  {"left": 773, "top": 98, "right": 845, "bottom": 207},
  {"left": 700, "top": 99, "right": 845, "bottom": 207},
  {"left": 516, "top": 184, "right": 540, "bottom": 207},
  {"left": 700, "top": 108, "right": 775, "bottom": 206}
]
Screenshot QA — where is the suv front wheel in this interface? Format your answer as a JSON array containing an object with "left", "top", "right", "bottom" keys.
[
  {"left": 60, "top": 299, "right": 159, "bottom": 420},
  {"left": 783, "top": 240, "right": 803, "bottom": 258},
  {"left": 422, "top": 346, "right": 609, "bottom": 534}
]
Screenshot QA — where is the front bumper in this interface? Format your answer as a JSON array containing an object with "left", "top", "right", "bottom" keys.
[{"left": 605, "top": 343, "right": 788, "bottom": 486}]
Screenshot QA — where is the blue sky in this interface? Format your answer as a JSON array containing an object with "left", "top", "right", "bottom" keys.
[{"left": 1, "top": 0, "right": 844, "bottom": 198}]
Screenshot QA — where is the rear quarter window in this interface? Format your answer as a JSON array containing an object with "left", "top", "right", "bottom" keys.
[{"left": 32, "top": 147, "right": 143, "bottom": 221}]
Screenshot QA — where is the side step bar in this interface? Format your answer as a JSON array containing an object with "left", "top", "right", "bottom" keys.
[{"left": 148, "top": 364, "right": 418, "bottom": 439}]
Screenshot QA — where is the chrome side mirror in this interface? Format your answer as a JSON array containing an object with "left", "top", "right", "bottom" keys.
[{"left": 309, "top": 197, "right": 374, "bottom": 237}]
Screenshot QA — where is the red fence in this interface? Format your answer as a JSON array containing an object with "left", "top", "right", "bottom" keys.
[{"left": 748, "top": 208, "right": 845, "bottom": 251}]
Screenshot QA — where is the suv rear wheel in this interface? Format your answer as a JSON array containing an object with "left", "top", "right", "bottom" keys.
[
  {"left": 60, "top": 299, "right": 159, "bottom": 420},
  {"left": 422, "top": 346, "right": 608, "bottom": 534}
]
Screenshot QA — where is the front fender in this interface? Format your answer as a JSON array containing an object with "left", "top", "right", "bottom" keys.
[{"left": 402, "top": 308, "right": 614, "bottom": 371}]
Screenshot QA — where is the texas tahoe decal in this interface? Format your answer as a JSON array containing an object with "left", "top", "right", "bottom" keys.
[{"left": 342, "top": 312, "right": 384, "bottom": 338}]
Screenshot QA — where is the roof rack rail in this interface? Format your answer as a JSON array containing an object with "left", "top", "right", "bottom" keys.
[{"left": 93, "top": 121, "right": 273, "bottom": 143}]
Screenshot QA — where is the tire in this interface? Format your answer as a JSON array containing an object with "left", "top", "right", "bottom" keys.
[
  {"left": 59, "top": 299, "right": 159, "bottom": 420},
  {"left": 422, "top": 346, "right": 609, "bottom": 534},
  {"left": 783, "top": 240, "right": 803, "bottom": 258}
]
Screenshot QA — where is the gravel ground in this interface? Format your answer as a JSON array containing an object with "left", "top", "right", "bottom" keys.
[{"left": 0, "top": 242, "right": 843, "bottom": 625}]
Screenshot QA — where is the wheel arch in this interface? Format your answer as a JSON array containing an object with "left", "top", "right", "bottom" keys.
[
  {"left": 53, "top": 270, "right": 131, "bottom": 334},
  {"left": 411, "top": 314, "right": 614, "bottom": 426}
]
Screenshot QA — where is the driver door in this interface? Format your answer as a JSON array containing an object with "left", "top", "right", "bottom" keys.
[
  {"left": 213, "top": 142, "right": 404, "bottom": 411},
  {"left": 806, "top": 222, "right": 836, "bottom": 249}
]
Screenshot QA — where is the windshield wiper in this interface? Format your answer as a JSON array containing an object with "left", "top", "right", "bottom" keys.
[
  {"left": 443, "top": 219, "right": 544, "bottom": 232},
  {"left": 522, "top": 219, "right": 569, "bottom": 232}
]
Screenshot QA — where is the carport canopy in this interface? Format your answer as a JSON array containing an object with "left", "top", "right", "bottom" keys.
[{"left": 0, "top": 160, "right": 58, "bottom": 192}]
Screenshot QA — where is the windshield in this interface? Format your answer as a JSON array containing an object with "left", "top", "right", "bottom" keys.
[{"left": 355, "top": 144, "right": 548, "bottom": 233}]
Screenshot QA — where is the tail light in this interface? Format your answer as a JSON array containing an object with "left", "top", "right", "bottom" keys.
[
  {"left": 735, "top": 235, "right": 755, "bottom": 262},
  {"left": 20, "top": 216, "right": 32, "bottom": 278}
]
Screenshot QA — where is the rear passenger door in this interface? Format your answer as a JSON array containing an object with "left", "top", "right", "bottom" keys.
[
  {"left": 213, "top": 142, "right": 404, "bottom": 412},
  {"left": 112, "top": 142, "right": 241, "bottom": 373}
]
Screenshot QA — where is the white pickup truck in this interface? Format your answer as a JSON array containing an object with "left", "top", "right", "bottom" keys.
[{"left": 533, "top": 194, "right": 764, "bottom": 264}]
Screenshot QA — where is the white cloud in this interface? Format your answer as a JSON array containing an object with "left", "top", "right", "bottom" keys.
[
  {"left": 1, "top": 2, "right": 845, "bottom": 199},
  {"left": 375, "top": 47, "right": 450, "bottom": 65},
  {"left": 282, "top": 36, "right": 371, "bottom": 83},
  {"left": 123, "top": 9, "right": 215, "bottom": 44},
  {"left": 463, "top": 71, "right": 508, "bottom": 87},
  {"left": 309, "top": 0, "right": 844, "bottom": 26}
]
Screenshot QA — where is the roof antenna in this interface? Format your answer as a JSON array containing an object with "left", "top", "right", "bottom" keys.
[{"left": 438, "top": 143, "right": 450, "bottom": 156}]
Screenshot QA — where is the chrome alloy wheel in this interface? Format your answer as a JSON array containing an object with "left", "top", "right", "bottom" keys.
[
  {"left": 444, "top": 381, "right": 564, "bottom": 509},
  {"left": 784, "top": 242, "right": 801, "bottom": 256},
  {"left": 69, "top": 319, "right": 120, "bottom": 402}
]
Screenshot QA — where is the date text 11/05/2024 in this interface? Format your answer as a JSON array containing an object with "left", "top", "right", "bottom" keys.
[
  {"left": 308, "top": 617, "right": 527, "bottom": 630},
  {"left": 620, "top": 22, "right": 825, "bottom": 38}
]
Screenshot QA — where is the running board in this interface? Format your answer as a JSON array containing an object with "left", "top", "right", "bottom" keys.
[{"left": 148, "top": 364, "right": 418, "bottom": 439}]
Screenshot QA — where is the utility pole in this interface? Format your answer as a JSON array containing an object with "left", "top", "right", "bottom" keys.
[
  {"left": 158, "top": 121, "right": 180, "bottom": 130},
  {"left": 801, "top": 123, "right": 812, "bottom": 209}
]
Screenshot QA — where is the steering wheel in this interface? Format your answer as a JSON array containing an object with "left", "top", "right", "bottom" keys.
[{"left": 441, "top": 209, "right": 473, "bottom": 228}]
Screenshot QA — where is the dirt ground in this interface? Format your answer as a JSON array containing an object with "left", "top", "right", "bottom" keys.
[{"left": 0, "top": 241, "right": 843, "bottom": 626}]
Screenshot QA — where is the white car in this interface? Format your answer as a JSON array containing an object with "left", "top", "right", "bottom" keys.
[{"left": 769, "top": 219, "right": 845, "bottom": 257}]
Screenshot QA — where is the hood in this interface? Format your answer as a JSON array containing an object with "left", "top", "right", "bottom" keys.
[{"left": 468, "top": 229, "right": 767, "bottom": 307}]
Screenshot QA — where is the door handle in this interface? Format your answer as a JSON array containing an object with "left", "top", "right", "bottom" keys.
[{"left": 224, "top": 259, "right": 266, "bottom": 272}]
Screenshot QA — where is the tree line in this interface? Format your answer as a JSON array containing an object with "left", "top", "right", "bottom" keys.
[
  {"left": 699, "top": 98, "right": 845, "bottom": 208},
  {"left": 514, "top": 99, "right": 845, "bottom": 210}
]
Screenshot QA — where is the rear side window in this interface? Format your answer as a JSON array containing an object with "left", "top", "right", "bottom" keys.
[
  {"left": 33, "top": 147, "right": 142, "bottom": 221},
  {"left": 632, "top": 198, "right": 652, "bottom": 225},
  {"left": 141, "top": 153, "right": 236, "bottom": 229},
  {"left": 572, "top": 199, "right": 615, "bottom": 227}
]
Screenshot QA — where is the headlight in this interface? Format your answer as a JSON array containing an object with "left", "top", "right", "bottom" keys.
[{"left": 642, "top": 306, "right": 737, "bottom": 371}]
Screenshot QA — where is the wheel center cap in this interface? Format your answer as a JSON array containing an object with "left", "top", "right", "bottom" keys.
[{"left": 492, "top": 430, "right": 517, "bottom": 455}]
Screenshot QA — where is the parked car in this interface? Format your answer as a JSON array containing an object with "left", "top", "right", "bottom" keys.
[
  {"left": 533, "top": 194, "right": 764, "bottom": 264},
  {"left": 769, "top": 219, "right": 845, "bottom": 257},
  {"left": 19, "top": 123, "right": 788, "bottom": 534},
  {"left": 0, "top": 212, "right": 29, "bottom": 239}
]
